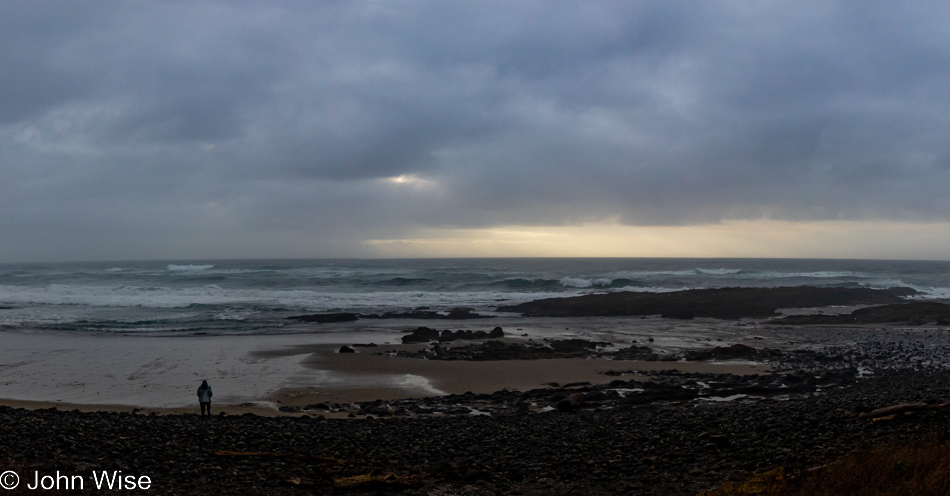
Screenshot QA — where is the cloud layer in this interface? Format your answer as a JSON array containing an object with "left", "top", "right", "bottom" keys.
[{"left": 3, "top": 1, "right": 950, "bottom": 261}]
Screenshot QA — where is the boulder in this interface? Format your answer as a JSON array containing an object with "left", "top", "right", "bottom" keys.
[
  {"left": 402, "top": 327, "right": 441, "bottom": 344},
  {"left": 445, "top": 307, "right": 485, "bottom": 319},
  {"left": 550, "top": 339, "right": 609, "bottom": 353}
]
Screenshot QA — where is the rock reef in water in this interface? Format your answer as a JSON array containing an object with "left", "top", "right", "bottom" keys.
[
  {"left": 363, "top": 307, "right": 487, "bottom": 320},
  {"left": 387, "top": 338, "right": 701, "bottom": 361},
  {"left": 288, "top": 307, "right": 488, "bottom": 323},
  {"left": 683, "top": 344, "right": 782, "bottom": 361},
  {"left": 401, "top": 326, "right": 505, "bottom": 344},
  {"left": 389, "top": 339, "right": 791, "bottom": 362},
  {"left": 773, "top": 301, "right": 950, "bottom": 326},
  {"left": 497, "top": 286, "right": 916, "bottom": 319},
  {"left": 388, "top": 338, "right": 613, "bottom": 360}
]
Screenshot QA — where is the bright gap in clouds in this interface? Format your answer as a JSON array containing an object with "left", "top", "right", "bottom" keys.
[
  {"left": 383, "top": 174, "right": 436, "bottom": 187},
  {"left": 361, "top": 220, "right": 950, "bottom": 260}
]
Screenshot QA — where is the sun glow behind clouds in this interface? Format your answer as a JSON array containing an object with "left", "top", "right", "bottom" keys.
[
  {"left": 361, "top": 220, "right": 950, "bottom": 260},
  {"left": 382, "top": 174, "right": 435, "bottom": 187}
]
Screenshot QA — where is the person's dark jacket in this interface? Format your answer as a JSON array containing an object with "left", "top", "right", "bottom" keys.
[{"left": 197, "top": 384, "right": 213, "bottom": 403}]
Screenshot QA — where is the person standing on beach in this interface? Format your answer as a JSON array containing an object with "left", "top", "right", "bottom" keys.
[{"left": 197, "top": 380, "right": 213, "bottom": 417}]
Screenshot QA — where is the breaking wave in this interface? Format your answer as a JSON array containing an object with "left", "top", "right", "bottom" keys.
[
  {"left": 2, "top": 258, "right": 946, "bottom": 334},
  {"left": 167, "top": 264, "right": 214, "bottom": 271},
  {"left": 752, "top": 271, "right": 869, "bottom": 279}
]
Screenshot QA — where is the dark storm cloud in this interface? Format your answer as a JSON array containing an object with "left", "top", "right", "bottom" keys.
[{"left": 2, "top": 0, "right": 950, "bottom": 261}]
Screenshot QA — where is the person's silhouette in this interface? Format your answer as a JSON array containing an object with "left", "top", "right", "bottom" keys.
[{"left": 197, "top": 380, "right": 213, "bottom": 418}]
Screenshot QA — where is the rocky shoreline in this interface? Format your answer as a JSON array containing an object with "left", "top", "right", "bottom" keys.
[
  {"left": 3, "top": 368, "right": 950, "bottom": 495},
  {"left": 7, "top": 320, "right": 950, "bottom": 495},
  {"left": 6, "top": 285, "right": 950, "bottom": 495}
]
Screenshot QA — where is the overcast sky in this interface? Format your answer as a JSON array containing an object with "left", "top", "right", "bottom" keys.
[{"left": 3, "top": 1, "right": 950, "bottom": 262}]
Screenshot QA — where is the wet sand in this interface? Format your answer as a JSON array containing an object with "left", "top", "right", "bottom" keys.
[
  {"left": 0, "top": 318, "right": 774, "bottom": 414},
  {"left": 264, "top": 342, "right": 769, "bottom": 407}
]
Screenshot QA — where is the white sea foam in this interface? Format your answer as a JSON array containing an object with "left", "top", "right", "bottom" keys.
[
  {"left": 662, "top": 270, "right": 705, "bottom": 277},
  {"left": 167, "top": 264, "right": 214, "bottom": 271},
  {"left": 398, "top": 374, "right": 446, "bottom": 396},
  {"left": 608, "top": 388, "right": 645, "bottom": 397},
  {"left": 613, "top": 286, "right": 688, "bottom": 293},
  {"left": 699, "top": 394, "right": 749, "bottom": 402},
  {"left": 605, "top": 268, "right": 739, "bottom": 279},
  {"left": 0, "top": 284, "right": 563, "bottom": 313},
  {"left": 606, "top": 269, "right": 870, "bottom": 280},
  {"left": 560, "top": 277, "right": 593, "bottom": 288},
  {"left": 906, "top": 286, "right": 950, "bottom": 299},
  {"left": 696, "top": 268, "right": 742, "bottom": 275},
  {"left": 752, "top": 271, "right": 868, "bottom": 279}
]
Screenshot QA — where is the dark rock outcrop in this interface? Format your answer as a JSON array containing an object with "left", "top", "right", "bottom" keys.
[
  {"left": 402, "top": 327, "right": 442, "bottom": 344},
  {"left": 497, "top": 286, "right": 916, "bottom": 319},
  {"left": 445, "top": 307, "right": 484, "bottom": 319},
  {"left": 290, "top": 308, "right": 492, "bottom": 323},
  {"left": 402, "top": 326, "right": 504, "bottom": 344},
  {"left": 388, "top": 338, "right": 610, "bottom": 361},
  {"left": 364, "top": 307, "right": 488, "bottom": 320},
  {"left": 684, "top": 344, "right": 763, "bottom": 361},
  {"left": 549, "top": 338, "right": 609, "bottom": 353},
  {"left": 611, "top": 345, "right": 661, "bottom": 361},
  {"left": 774, "top": 301, "right": 950, "bottom": 326}
]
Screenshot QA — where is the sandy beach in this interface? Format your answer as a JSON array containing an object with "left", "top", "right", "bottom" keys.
[
  {"left": 3, "top": 290, "right": 950, "bottom": 494},
  {"left": 5, "top": 281, "right": 948, "bottom": 494},
  {"left": 0, "top": 316, "right": 776, "bottom": 415}
]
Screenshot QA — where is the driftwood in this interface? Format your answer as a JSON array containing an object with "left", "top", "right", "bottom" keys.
[
  {"left": 333, "top": 473, "right": 424, "bottom": 490},
  {"left": 557, "top": 392, "right": 585, "bottom": 412},
  {"left": 858, "top": 402, "right": 950, "bottom": 420}
]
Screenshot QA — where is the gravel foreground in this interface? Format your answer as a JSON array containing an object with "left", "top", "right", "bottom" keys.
[{"left": 3, "top": 369, "right": 950, "bottom": 495}]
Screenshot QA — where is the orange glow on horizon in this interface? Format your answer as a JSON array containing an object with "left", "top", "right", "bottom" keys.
[{"left": 360, "top": 220, "right": 950, "bottom": 260}]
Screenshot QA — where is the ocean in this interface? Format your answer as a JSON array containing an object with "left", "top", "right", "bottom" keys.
[{"left": 0, "top": 258, "right": 948, "bottom": 335}]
